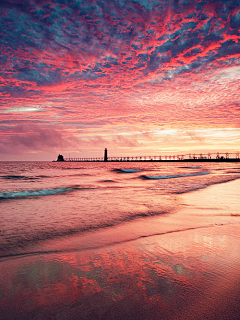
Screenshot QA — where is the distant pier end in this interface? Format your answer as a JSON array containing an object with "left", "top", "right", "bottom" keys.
[
  {"left": 57, "top": 154, "right": 64, "bottom": 161},
  {"left": 104, "top": 148, "right": 108, "bottom": 161}
]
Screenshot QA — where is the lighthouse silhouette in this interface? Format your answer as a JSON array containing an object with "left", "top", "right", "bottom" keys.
[{"left": 104, "top": 148, "right": 108, "bottom": 161}]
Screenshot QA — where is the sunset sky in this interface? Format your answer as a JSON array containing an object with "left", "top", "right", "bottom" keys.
[{"left": 0, "top": 0, "right": 240, "bottom": 160}]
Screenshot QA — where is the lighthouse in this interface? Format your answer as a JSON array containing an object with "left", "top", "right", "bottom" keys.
[{"left": 104, "top": 148, "right": 108, "bottom": 161}]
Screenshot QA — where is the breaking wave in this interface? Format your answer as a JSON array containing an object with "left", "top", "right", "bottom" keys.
[
  {"left": 140, "top": 171, "right": 210, "bottom": 180},
  {"left": 0, "top": 187, "right": 77, "bottom": 200},
  {"left": 113, "top": 168, "right": 142, "bottom": 173}
]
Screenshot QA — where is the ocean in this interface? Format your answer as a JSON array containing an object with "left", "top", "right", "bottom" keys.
[
  {"left": 0, "top": 161, "right": 239, "bottom": 258},
  {"left": 1, "top": 161, "right": 240, "bottom": 319}
]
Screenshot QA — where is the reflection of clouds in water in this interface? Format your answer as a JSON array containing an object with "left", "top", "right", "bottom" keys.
[{"left": 1, "top": 225, "right": 240, "bottom": 319}]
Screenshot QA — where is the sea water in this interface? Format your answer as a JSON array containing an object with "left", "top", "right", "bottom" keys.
[
  {"left": 0, "top": 161, "right": 240, "bottom": 258},
  {"left": 1, "top": 161, "right": 240, "bottom": 320}
]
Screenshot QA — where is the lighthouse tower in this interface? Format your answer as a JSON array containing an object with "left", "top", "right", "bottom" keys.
[{"left": 104, "top": 148, "right": 108, "bottom": 161}]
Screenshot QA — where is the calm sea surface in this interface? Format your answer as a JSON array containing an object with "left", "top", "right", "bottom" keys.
[{"left": 0, "top": 161, "right": 240, "bottom": 257}]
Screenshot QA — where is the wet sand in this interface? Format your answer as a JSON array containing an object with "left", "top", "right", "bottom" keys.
[{"left": 0, "top": 179, "right": 240, "bottom": 320}]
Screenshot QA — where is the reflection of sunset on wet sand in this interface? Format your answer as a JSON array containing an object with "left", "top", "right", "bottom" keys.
[{"left": 1, "top": 225, "right": 240, "bottom": 320}]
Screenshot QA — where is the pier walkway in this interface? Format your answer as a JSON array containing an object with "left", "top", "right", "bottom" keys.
[{"left": 59, "top": 152, "right": 240, "bottom": 162}]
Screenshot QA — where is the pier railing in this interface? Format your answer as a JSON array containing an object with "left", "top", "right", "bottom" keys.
[{"left": 62, "top": 152, "right": 239, "bottom": 162}]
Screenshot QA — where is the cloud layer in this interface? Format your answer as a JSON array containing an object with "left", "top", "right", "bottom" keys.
[{"left": 0, "top": 0, "right": 240, "bottom": 159}]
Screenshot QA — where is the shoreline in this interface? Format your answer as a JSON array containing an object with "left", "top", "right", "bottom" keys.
[
  {"left": 1, "top": 179, "right": 240, "bottom": 319},
  {"left": 1, "top": 178, "right": 240, "bottom": 261},
  {"left": 1, "top": 229, "right": 240, "bottom": 319}
]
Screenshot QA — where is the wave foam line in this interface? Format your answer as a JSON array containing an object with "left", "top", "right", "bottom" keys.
[
  {"left": 112, "top": 168, "right": 142, "bottom": 173},
  {"left": 0, "top": 223, "right": 234, "bottom": 262},
  {"left": 0, "top": 187, "right": 75, "bottom": 199},
  {"left": 140, "top": 171, "right": 210, "bottom": 180}
]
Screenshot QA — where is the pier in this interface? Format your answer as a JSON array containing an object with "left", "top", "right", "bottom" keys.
[{"left": 56, "top": 150, "right": 240, "bottom": 162}]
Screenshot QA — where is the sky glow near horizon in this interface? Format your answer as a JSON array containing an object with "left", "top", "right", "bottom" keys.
[{"left": 0, "top": 0, "right": 240, "bottom": 160}]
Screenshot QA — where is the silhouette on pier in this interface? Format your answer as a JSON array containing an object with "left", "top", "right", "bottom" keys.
[{"left": 55, "top": 149, "right": 240, "bottom": 162}]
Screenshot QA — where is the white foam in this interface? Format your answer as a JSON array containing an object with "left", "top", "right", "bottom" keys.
[
  {"left": 141, "top": 171, "right": 210, "bottom": 180},
  {"left": 0, "top": 187, "right": 73, "bottom": 199}
]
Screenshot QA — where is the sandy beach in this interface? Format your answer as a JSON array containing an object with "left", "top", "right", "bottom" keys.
[{"left": 1, "top": 179, "right": 240, "bottom": 320}]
